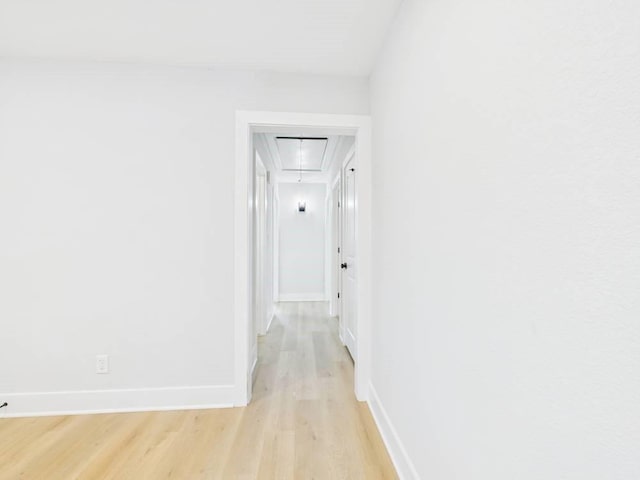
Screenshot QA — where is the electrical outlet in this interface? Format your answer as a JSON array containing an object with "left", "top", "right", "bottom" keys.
[{"left": 96, "top": 354, "right": 109, "bottom": 374}]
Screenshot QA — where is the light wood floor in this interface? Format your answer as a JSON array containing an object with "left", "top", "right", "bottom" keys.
[{"left": 0, "top": 302, "right": 396, "bottom": 479}]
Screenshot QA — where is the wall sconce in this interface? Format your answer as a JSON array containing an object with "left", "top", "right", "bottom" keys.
[{"left": 297, "top": 201, "right": 306, "bottom": 213}]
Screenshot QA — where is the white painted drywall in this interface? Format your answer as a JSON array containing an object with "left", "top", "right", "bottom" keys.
[
  {"left": 369, "top": 0, "right": 640, "bottom": 478},
  {"left": 276, "top": 182, "right": 327, "bottom": 301},
  {"left": 0, "top": 60, "right": 367, "bottom": 415}
]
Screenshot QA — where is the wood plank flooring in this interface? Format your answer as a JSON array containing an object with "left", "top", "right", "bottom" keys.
[{"left": 0, "top": 302, "right": 397, "bottom": 479}]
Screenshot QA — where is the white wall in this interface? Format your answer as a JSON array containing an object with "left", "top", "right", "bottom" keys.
[
  {"left": 276, "top": 182, "right": 327, "bottom": 301},
  {"left": 369, "top": 0, "right": 640, "bottom": 478},
  {"left": 0, "top": 60, "right": 367, "bottom": 415}
]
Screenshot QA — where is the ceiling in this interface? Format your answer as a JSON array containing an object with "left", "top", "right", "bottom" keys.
[
  {"left": 276, "top": 137, "right": 328, "bottom": 171},
  {"left": 0, "top": 0, "right": 402, "bottom": 76},
  {"left": 256, "top": 132, "right": 354, "bottom": 182}
]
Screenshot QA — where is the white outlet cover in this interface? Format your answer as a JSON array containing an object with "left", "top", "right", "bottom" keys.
[{"left": 96, "top": 354, "right": 109, "bottom": 374}]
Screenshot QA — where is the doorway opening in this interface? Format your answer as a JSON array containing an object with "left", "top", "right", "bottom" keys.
[{"left": 234, "top": 112, "right": 372, "bottom": 406}]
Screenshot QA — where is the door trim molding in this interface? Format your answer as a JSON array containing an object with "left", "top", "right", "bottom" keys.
[{"left": 234, "top": 111, "right": 372, "bottom": 405}]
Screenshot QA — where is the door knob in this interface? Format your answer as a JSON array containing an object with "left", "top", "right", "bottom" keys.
[{"left": 341, "top": 262, "right": 348, "bottom": 269}]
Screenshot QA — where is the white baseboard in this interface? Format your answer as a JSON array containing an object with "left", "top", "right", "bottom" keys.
[
  {"left": 368, "top": 383, "right": 420, "bottom": 480},
  {"left": 259, "top": 310, "right": 275, "bottom": 336},
  {"left": 250, "top": 356, "right": 258, "bottom": 385},
  {"left": 265, "top": 312, "right": 275, "bottom": 333},
  {"left": 278, "top": 293, "right": 327, "bottom": 302},
  {"left": 0, "top": 384, "right": 235, "bottom": 418}
]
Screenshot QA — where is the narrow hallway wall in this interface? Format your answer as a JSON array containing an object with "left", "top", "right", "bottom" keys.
[{"left": 276, "top": 182, "right": 327, "bottom": 301}]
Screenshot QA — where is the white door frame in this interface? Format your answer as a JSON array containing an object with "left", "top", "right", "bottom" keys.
[{"left": 234, "top": 110, "right": 372, "bottom": 405}]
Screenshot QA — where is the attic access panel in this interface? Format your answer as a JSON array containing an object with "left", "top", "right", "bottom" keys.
[{"left": 276, "top": 137, "right": 328, "bottom": 172}]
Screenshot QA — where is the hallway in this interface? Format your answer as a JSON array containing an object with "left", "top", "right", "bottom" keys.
[
  {"left": 0, "top": 303, "right": 396, "bottom": 479},
  {"left": 248, "top": 301, "right": 396, "bottom": 478}
]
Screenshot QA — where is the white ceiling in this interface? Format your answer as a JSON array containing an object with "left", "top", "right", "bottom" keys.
[
  {"left": 256, "top": 132, "right": 354, "bottom": 182},
  {"left": 0, "top": 0, "right": 402, "bottom": 76},
  {"left": 276, "top": 137, "right": 328, "bottom": 171}
]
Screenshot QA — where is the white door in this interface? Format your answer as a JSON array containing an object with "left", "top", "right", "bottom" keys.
[{"left": 341, "top": 154, "right": 357, "bottom": 359}]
